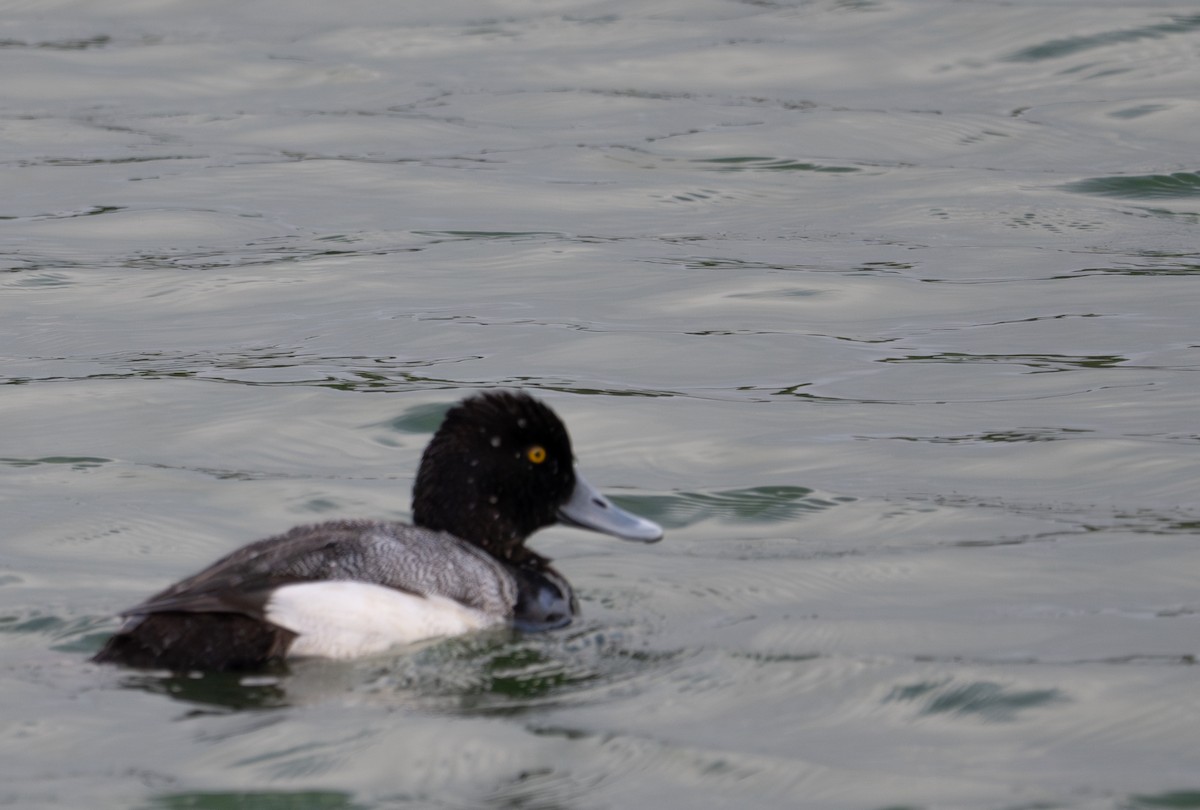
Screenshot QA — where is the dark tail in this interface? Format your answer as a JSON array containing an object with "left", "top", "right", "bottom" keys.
[{"left": 92, "top": 613, "right": 295, "bottom": 672}]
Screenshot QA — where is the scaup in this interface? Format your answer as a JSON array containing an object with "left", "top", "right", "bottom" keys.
[{"left": 92, "top": 391, "right": 662, "bottom": 671}]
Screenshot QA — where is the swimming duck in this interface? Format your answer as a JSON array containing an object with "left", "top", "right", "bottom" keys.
[{"left": 92, "top": 391, "right": 663, "bottom": 671}]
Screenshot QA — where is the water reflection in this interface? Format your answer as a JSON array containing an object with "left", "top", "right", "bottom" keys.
[
  {"left": 91, "top": 624, "right": 679, "bottom": 717},
  {"left": 5, "top": 0, "right": 1200, "bottom": 805},
  {"left": 146, "top": 790, "right": 367, "bottom": 810},
  {"left": 123, "top": 671, "right": 291, "bottom": 713},
  {"left": 1003, "top": 13, "right": 1200, "bottom": 62},
  {"left": 880, "top": 352, "right": 1128, "bottom": 372},
  {"left": 0, "top": 34, "right": 112, "bottom": 50},
  {"left": 1124, "top": 792, "right": 1200, "bottom": 810},
  {"left": 885, "top": 678, "right": 1068, "bottom": 722},
  {"left": 620, "top": 486, "right": 845, "bottom": 529},
  {"left": 1063, "top": 172, "right": 1200, "bottom": 200}
]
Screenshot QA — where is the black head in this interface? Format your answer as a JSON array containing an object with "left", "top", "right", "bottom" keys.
[{"left": 412, "top": 391, "right": 578, "bottom": 559}]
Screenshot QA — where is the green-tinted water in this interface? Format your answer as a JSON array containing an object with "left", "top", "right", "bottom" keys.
[{"left": 3, "top": 1, "right": 1200, "bottom": 807}]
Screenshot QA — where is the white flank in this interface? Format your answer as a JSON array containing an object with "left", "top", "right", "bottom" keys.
[{"left": 265, "top": 581, "right": 501, "bottom": 660}]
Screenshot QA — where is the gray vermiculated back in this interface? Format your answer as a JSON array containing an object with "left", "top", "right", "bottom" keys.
[{"left": 132, "top": 519, "right": 519, "bottom": 618}]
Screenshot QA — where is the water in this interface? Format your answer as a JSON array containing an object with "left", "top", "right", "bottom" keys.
[{"left": 3, "top": 0, "right": 1200, "bottom": 807}]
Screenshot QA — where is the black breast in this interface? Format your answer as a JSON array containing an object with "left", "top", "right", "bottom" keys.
[{"left": 509, "top": 564, "right": 577, "bottom": 632}]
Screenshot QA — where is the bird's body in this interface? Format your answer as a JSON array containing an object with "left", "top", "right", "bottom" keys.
[{"left": 92, "top": 392, "right": 661, "bottom": 671}]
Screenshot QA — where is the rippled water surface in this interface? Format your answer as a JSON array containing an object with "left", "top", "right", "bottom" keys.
[{"left": 4, "top": 1, "right": 1200, "bottom": 807}]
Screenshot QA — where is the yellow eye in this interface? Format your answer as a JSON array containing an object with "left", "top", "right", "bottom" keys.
[{"left": 526, "top": 445, "right": 547, "bottom": 464}]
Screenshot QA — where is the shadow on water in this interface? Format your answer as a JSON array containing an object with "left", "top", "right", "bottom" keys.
[
  {"left": 884, "top": 678, "right": 1068, "bottom": 722},
  {"left": 1062, "top": 172, "right": 1200, "bottom": 200},
  {"left": 0, "top": 34, "right": 112, "bottom": 50},
  {"left": 1, "top": 351, "right": 687, "bottom": 398},
  {"left": 1079, "top": 263, "right": 1200, "bottom": 276},
  {"left": 144, "top": 790, "right": 367, "bottom": 810},
  {"left": 879, "top": 352, "right": 1128, "bottom": 372},
  {"left": 880, "top": 427, "right": 1093, "bottom": 444},
  {"left": 0, "top": 455, "right": 112, "bottom": 469},
  {"left": 615, "top": 486, "right": 849, "bottom": 530},
  {"left": 1122, "top": 793, "right": 1200, "bottom": 810},
  {"left": 2, "top": 609, "right": 116, "bottom": 655},
  {"left": 425, "top": 629, "right": 681, "bottom": 717},
  {"left": 86, "top": 623, "right": 681, "bottom": 717},
  {"left": 121, "top": 670, "right": 293, "bottom": 713},
  {"left": 378, "top": 401, "right": 454, "bottom": 434},
  {"left": 693, "top": 156, "right": 861, "bottom": 173},
  {"left": 1002, "top": 14, "right": 1200, "bottom": 62}
]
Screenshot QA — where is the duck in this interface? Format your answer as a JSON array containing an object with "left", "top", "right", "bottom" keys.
[{"left": 92, "top": 390, "right": 663, "bottom": 671}]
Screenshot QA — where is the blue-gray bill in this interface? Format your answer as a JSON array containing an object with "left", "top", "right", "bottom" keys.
[{"left": 557, "top": 471, "right": 663, "bottom": 543}]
